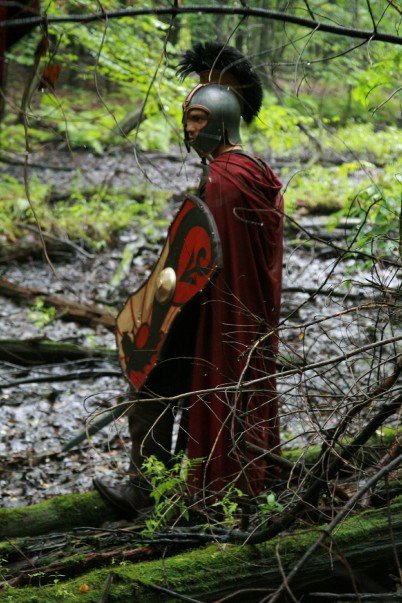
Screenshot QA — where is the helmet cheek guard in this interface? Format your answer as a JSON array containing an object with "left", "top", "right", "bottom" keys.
[{"left": 182, "top": 84, "right": 242, "bottom": 157}]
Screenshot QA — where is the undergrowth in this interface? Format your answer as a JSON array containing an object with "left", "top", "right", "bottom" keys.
[
  {"left": 284, "top": 157, "right": 401, "bottom": 215},
  {"left": 0, "top": 175, "right": 170, "bottom": 249},
  {"left": 141, "top": 452, "right": 283, "bottom": 534},
  {"left": 1, "top": 89, "right": 399, "bottom": 251}
]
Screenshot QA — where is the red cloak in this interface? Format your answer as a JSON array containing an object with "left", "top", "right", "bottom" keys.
[{"left": 186, "top": 151, "right": 284, "bottom": 497}]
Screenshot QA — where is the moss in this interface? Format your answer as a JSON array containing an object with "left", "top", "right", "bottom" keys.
[
  {"left": 0, "top": 492, "right": 117, "bottom": 539},
  {"left": 0, "top": 542, "right": 18, "bottom": 558},
  {"left": 2, "top": 500, "right": 402, "bottom": 602},
  {"left": 283, "top": 426, "right": 402, "bottom": 466},
  {"left": 283, "top": 444, "right": 322, "bottom": 465}
]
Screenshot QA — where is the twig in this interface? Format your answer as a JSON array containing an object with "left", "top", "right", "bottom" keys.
[
  {"left": 246, "top": 442, "right": 298, "bottom": 473},
  {"left": 140, "top": 582, "right": 203, "bottom": 603},
  {"left": 266, "top": 449, "right": 402, "bottom": 602},
  {"left": 0, "top": 368, "right": 121, "bottom": 390},
  {"left": 17, "top": 223, "right": 94, "bottom": 259},
  {"left": 285, "top": 213, "right": 402, "bottom": 269},
  {"left": 212, "top": 589, "right": 274, "bottom": 603},
  {"left": 309, "top": 594, "right": 402, "bottom": 600},
  {"left": 282, "top": 285, "right": 366, "bottom": 299},
  {"left": 233, "top": 394, "right": 402, "bottom": 546},
  {"left": 100, "top": 572, "right": 115, "bottom": 603},
  {"left": 327, "top": 356, "right": 402, "bottom": 454},
  {"left": 244, "top": 334, "right": 402, "bottom": 391}
]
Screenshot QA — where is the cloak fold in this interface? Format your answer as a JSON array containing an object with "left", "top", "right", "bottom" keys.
[{"left": 186, "top": 152, "right": 284, "bottom": 496}]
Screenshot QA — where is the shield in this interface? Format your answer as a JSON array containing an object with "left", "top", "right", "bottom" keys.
[{"left": 116, "top": 194, "right": 222, "bottom": 392}]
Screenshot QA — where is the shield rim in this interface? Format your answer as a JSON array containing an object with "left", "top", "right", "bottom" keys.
[{"left": 115, "top": 193, "right": 222, "bottom": 392}]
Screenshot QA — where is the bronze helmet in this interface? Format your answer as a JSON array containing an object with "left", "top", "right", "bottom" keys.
[
  {"left": 182, "top": 84, "right": 242, "bottom": 155},
  {"left": 177, "top": 42, "right": 263, "bottom": 157}
]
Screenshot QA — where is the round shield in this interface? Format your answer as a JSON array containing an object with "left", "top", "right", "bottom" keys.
[{"left": 116, "top": 194, "right": 222, "bottom": 392}]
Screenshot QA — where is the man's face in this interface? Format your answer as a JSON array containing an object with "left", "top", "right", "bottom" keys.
[{"left": 185, "top": 107, "right": 209, "bottom": 145}]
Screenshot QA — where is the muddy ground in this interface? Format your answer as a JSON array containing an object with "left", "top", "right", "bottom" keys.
[{"left": 0, "top": 148, "right": 399, "bottom": 508}]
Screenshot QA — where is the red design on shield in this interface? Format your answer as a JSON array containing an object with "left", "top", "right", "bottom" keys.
[
  {"left": 174, "top": 226, "right": 212, "bottom": 305},
  {"left": 116, "top": 195, "right": 222, "bottom": 392}
]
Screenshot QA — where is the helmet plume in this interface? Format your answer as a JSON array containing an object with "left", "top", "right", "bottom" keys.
[{"left": 177, "top": 42, "right": 263, "bottom": 124}]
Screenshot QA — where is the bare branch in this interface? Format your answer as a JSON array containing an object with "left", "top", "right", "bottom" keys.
[
  {"left": 2, "top": 6, "right": 402, "bottom": 46},
  {"left": 267, "top": 448, "right": 402, "bottom": 602}
]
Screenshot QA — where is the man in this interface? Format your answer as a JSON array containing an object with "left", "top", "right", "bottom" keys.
[{"left": 94, "top": 42, "right": 283, "bottom": 514}]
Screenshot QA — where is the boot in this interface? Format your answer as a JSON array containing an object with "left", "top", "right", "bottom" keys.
[{"left": 93, "top": 475, "right": 152, "bottom": 518}]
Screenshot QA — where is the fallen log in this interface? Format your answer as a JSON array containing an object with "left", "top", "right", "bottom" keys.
[
  {"left": 2, "top": 427, "right": 401, "bottom": 540},
  {"left": 0, "top": 338, "right": 116, "bottom": 365},
  {"left": 0, "top": 231, "right": 92, "bottom": 263},
  {"left": 1, "top": 497, "right": 401, "bottom": 601},
  {"left": 1, "top": 366, "right": 121, "bottom": 390},
  {"left": 0, "top": 277, "right": 116, "bottom": 330},
  {"left": 110, "top": 105, "right": 145, "bottom": 138},
  {"left": 0, "top": 492, "right": 117, "bottom": 539}
]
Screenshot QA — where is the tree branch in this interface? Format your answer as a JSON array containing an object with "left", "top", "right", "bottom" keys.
[
  {"left": 2, "top": 6, "right": 402, "bottom": 46},
  {"left": 267, "top": 448, "right": 402, "bottom": 602}
]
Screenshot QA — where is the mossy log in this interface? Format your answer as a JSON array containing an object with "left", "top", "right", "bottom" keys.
[
  {"left": 111, "top": 106, "right": 145, "bottom": 137},
  {"left": 0, "top": 492, "right": 118, "bottom": 539},
  {"left": 0, "top": 338, "right": 116, "bottom": 365},
  {"left": 1, "top": 425, "right": 400, "bottom": 540},
  {"left": 282, "top": 425, "right": 402, "bottom": 467},
  {"left": 1, "top": 497, "right": 402, "bottom": 602}
]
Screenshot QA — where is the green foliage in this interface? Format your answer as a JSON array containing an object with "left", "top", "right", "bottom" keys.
[
  {"left": 51, "top": 185, "right": 169, "bottom": 250},
  {"left": 28, "top": 298, "right": 57, "bottom": 328},
  {"left": 32, "top": 2, "right": 184, "bottom": 151},
  {"left": 4, "top": 0, "right": 400, "bottom": 160},
  {"left": 0, "top": 556, "right": 8, "bottom": 582},
  {"left": 329, "top": 124, "right": 402, "bottom": 164},
  {"left": 284, "top": 162, "right": 366, "bottom": 214},
  {"left": 0, "top": 175, "right": 169, "bottom": 249},
  {"left": 332, "top": 159, "right": 402, "bottom": 260},
  {"left": 2, "top": 0, "right": 400, "bottom": 258},
  {"left": 285, "top": 156, "right": 401, "bottom": 224},
  {"left": 3, "top": 0, "right": 400, "bottom": 160},
  {"left": 211, "top": 485, "right": 244, "bottom": 527},
  {"left": 352, "top": 47, "right": 402, "bottom": 119},
  {"left": 0, "top": 175, "right": 49, "bottom": 240},
  {"left": 257, "top": 492, "right": 283, "bottom": 516},
  {"left": 244, "top": 100, "right": 311, "bottom": 156},
  {"left": 247, "top": 100, "right": 400, "bottom": 165},
  {"left": 141, "top": 452, "right": 196, "bottom": 534},
  {"left": 39, "top": 96, "right": 112, "bottom": 155},
  {"left": 141, "top": 454, "right": 284, "bottom": 533},
  {"left": 135, "top": 113, "right": 180, "bottom": 153},
  {"left": 0, "top": 123, "right": 53, "bottom": 151}
]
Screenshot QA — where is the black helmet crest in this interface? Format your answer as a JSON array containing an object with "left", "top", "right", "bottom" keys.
[{"left": 177, "top": 41, "right": 263, "bottom": 123}]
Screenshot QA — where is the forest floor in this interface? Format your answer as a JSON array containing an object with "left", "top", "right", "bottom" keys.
[{"left": 0, "top": 147, "right": 399, "bottom": 509}]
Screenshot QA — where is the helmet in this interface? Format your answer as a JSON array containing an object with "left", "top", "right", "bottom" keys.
[
  {"left": 177, "top": 42, "right": 262, "bottom": 158},
  {"left": 182, "top": 84, "right": 241, "bottom": 157}
]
